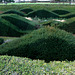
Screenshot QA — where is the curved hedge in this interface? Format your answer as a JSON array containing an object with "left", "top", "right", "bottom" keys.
[
  {"left": 0, "top": 38, "right": 4, "bottom": 45},
  {"left": 52, "top": 10, "right": 70, "bottom": 15},
  {"left": 27, "top": 9, "right": 59, "bottom": 18},
  {"left": 3, "top": 10, "right": 26, "bottom": 17},
  {"left": 0, "top": 27, "right": 75, "bottom": 62},
  {"left": 50, "top": 18, "right": 75, "bottom": 34},
  {"left": 1, "top": 14, "right": 35, "bottom": 31},
  {"left": 20, "top": 8, "right": 33, "bottom": 14},
  {"left": 60, "top": 12, "right": 75, "bottom": 18},
  {"left": 0, "top": 17, "right": 24, "bottom": 37}
]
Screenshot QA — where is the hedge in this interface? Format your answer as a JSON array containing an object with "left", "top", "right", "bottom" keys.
[
  {"left": 2, "top": 10, "right": 26, "bottom": 17},
  {"left": 50, "top": 17, "right": 75, "bottom": 34},
  {"left": 60, "top": 12, "right": 75, "bottom": 18},
  {"left": 27, "top": 9, "right": 59, "bottom": 18},
  {"left": 0, "top": 38, "right": 4, "bottom": 45},
  {"left": 0, "top": 27, "right": 75, "bottom": 62},
  {"left": 1, "top": 14, "right": 35, "bottom": 31},
  {"left": 52, "top": 9, "right": 70, "bottom": 15},
  {"left": 20, "top": 8, "right": 33, "bottom": 14},
  {"left": 0, "top": 17, "right": 24, "bottom": 37}
]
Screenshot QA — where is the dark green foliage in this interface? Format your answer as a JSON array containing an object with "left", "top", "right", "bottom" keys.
[
  {"left": 60, "top": 12, "right": 75, "bottom": 18},
  {"left": 0, "top": 17, "right": 24, "bottom": 37},
  {"left": 3, "top": 10, "right": 26, "bottom": 17},
  {"left": 50, "top": 18, "right": 75, "bottom": 34},
  {"left": 0, "top": 38, "right": 4, "bottom": 45},
  {"left": 1, "top": 14, "right": 35, "bottom": 31},
  {"left": 27, "top": 9, "right": 59, "bottom": 18},
  {"left": 41, "top": 20, "right": 54, "bottom": 26},
  {"left": 20, "top": 8, "right": 33, "bottom": 14},
  {"left": 0, "top": 27, "right": 75, "bottom": 62},
  {"left": 52, "top": 10, "right": 70, "bottom": 15}
]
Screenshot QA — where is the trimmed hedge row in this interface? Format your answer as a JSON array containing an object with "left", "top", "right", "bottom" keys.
[
  {"left": 60, "top": 12, "right": 75, "bottom": 18},
  {"left": 27, "top": 9, "right": 59, "bottom": 18},
  {"left": 0, "top": 17, "right": 24, "bottom": 37},
  {"left": 1, "top": 14, "right": 35, "bottom": 31},
  {"left": 0, "top": 38, "right": 4, "bottom": 45},
  {"left": 3, "top": 10, "right": 26, "bottom": 17},
  {"left": 41, "top": 17, "right": 75, "bottom": 34},
  {"left": 0, "top": 27, "right": 75, "bottom": 62},
  {"left": 52, "top": 9, "right": 70, "bottom": 15},
  {"left": 20, "top": 8, "right": 33, "bottom": 14}
]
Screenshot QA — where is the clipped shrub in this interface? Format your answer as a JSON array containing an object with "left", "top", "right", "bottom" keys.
[
  {"left": 3, "top": 10, "right": 26, "bottom": 17},
  {"left": 41, "top": 20, "right": 54, "bottom": 26},
  {"left": 60, "top": 12, "right": 75, "bottom": 18},
  {"left": 50, "top": 17, "right": 75, "bottom": 34},
  {"left": 52, "top": 9, "right": 70, "bottom": 15},
  {"left": 27, "top": 9, "right": 59, "bottom": 18},
  {"left": 20, "top": 8, "right": 33, "bottom": 14},
  {"left": 0, "top": 38, "right": 4, "bottom": 45},
  {"left": 0, "top": 17, "right": 24, "bottom": 37},
  {"left": 1, "top": 14, "right": 35, "bottom": 31},
  {"left": 0, "top": 27, "right": 75, "bottom": 62}
]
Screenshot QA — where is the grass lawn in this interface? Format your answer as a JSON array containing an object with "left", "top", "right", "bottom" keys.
[{"left": 0, "top": 2, "right": 74, "bottom": 5}]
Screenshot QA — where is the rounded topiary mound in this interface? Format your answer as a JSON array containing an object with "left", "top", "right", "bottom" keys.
[
  {"left": 0, "top": 27, "right": 75, "bottom": 62},
  {"left": 20, "top": 8, "right": 33, "bottom": 14},
  {"left": 0, "top": 17, "right": 24, "bottom": 37},
  {"left": 3, "top": 10, "right": 25, "bottom": 17},
  {"left": 1, "top": 14, "right": 35, "bottom": 31},
  {"left": 27, "top": 9, "right": 59, "bottom": 18},
  {"left": 0, "top": 38, "right": 4, "bottom": 45},
  {"left": 52, "top": 10, "right": 70, "bottom": 15}
]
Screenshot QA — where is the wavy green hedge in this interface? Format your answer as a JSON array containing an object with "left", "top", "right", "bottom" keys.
[
  {"left": 20, "top": 8, "right": 33, "bottom": 14},
  {"left": 60, "top": 12, "right": 75, "bottom": 18},
  {"left": 0, "top": 27, "right": 75, "bottom": 62},
  {"left": 52, "top": 9, "right": 70, "bottom": 15},
  {"left": 1, "top": 14, "right": 35, "bottom": 31},
  {"left": 3, "top": 10, "right": 26, "bottom": 17},
  {"left": 27, "top": 9, "right": 59, "bottom": 18},
  {"left": 0, "top": 17, "right": 24, "bottom": 37}
]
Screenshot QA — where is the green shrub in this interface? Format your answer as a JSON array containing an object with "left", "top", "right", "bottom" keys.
[
  {"left": 0, "top": 38, "right": 4, "bottom": 45},
  {"left": 52, "top": 10, "right": 70, "bottom": 15},
  {"left": 0, "top": 17, "right": 24, "bottom": 37},
  {"left": 27, "top": 9, "right": 59, "bottom": 18},
  {"left": 60, "top": 12, "right": 75, "bottom": 18},
  {"left": 1, "top": 14, "right": 35, "bottom": 31},
  {"left": 2, "top": 10, "right": 26, "bottom": 17},
  {"left": 0, "top": 27, "right": 75, "bottom": 62},
  {"left": 20, "top": 8, "right": 33, "bottom": 14},
  {"left": 50, "top": 17, "right": 75, "bottom": 34},
  {"left": 41, "top": 20, "right": 54, "bottom": 26}
]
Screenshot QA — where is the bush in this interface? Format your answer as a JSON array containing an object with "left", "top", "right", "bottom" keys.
[
  {"left": 0, "top": 17, "right": 24, "bottom": 37},
  {"left": 20, "top": 8, "right": 33, "bottom": 14},
  {"left": 50, "top": 17, "right": 75, "bottom": 34},
  {"left": 52, "top": 9, "right": 70, "bottom": 15},
  {"left": 1, "top": 14, "right": 35, "bottom": 31},
  {"left": 0, "top": 27, "right": 75, "bottom": 62},
  {"left": 27, "top": 9, "right": 59, "bottom": 18},
  {"left": 60, "top": 12, "right": 75, "bottom": 18},
  {"left": 3, "top": 10, "right": 26, "bottom": 17},
  {"left": 41, "top": 20, "right": 54, "bottom": 26},
  {"left": 0, "top": 38, "right": 4, "bottom": 45}
]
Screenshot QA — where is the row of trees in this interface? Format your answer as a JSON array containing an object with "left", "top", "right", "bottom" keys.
[{"left": 0, "top": 0, "right": 14, "bottom": 2}]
